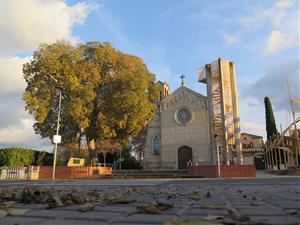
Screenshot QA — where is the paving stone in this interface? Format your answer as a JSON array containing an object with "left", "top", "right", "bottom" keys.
[
  {"left": 0, "top": 217, "right": 46, "bottom": 225},
  {"left": 26, "top": 208, "right": 122, "bottom": 221},
  {"left": 186, "top": 209, "right": 228, "bottom": 216},
  {"left": 239, "top": 207, "right": 286, "bottom": 216},
  {"left": 110, "top": 214, "right": 173, "bottom": 224},
  {"left": 1, "top": 179, "right": 299, "bottom": 225},
  {"left": 248, "top": 215, "right": 300, "bottom": 225}
]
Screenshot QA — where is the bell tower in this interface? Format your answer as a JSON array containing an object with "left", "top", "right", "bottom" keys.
[
  {"left": 198, "top": 58, "right": 243, "bottom": 165},
  {"left": 157, "top": 81, "right": 170, "bottom": 101}
]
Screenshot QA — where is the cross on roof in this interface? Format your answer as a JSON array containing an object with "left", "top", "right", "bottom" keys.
[{"left": 180, "top": 74, "right": 185, "bottom": 86}]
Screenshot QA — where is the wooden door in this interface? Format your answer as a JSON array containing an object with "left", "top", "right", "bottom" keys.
[{"left": 178, "top": 146, "right": 192, "bottom": 169}]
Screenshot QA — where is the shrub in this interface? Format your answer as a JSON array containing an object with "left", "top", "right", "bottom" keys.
[
  {"left": 0, "top": 148, "right": 35, "bottom": 167},
  {"left": 0, "top": 148, "right": 55, "bottom": 167}
]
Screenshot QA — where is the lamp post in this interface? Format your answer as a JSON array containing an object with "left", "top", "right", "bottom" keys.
[
  {"left": 52, "top": 90, "right": 62, "bottom": 181},
  {"left": 214, "top": 134, "right": 221, "bottom": 178},
  {"left": 47, "top": 75, "right": 62, "bottom": 181}
]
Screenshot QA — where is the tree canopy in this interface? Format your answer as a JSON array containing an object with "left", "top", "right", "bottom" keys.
[
  {"left": 264, "top": 97, "right": 278, "bottom": 140},
  {"left": 23, "top": 41, "right": 159, "bottom": 154}
]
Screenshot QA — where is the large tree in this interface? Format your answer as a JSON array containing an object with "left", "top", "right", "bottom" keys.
[
  {"left": 23, "top": 41, "right": 159, "bottom": 158},
  {"left": 264, "top": 97, "right": 278, "bottom": 140},
  {"left": 23, "top": 41, "right": 99, "bottom": 145}
]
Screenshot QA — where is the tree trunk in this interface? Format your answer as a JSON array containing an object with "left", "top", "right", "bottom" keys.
[
  {"left": 103, "top": 152, "right": 107, "bottom": 167},
  {"left": 77, "top": 131, "right": 81, "bottom": 158},
  {"left": 87, "top": 138, "right": 97, "bottom": 164}
]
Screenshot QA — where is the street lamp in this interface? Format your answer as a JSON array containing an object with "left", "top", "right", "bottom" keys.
[
  {"left": 47, "top": 75, "right": 62, "bottom": 181},
  {"left": 52, "top": 90, "right": 62, "bottom": 181},
  {"left": 214, "top": 134, "right": 221, "bottom": 178}
]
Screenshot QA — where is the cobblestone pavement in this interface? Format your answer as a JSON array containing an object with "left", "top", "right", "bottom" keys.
[{"left": 0, "top": 178, "right": 299, "bottom": 225}]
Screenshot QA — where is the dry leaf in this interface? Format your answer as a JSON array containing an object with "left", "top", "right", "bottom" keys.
[
  {"left": 188, "top": 193, "right": 201, "bottom": 201},
  {"left": 7, "top": 208, "right": 29, "bottom": 216},
  {"left": 163, "top": 219, "right": 178, "bottom": 225},
  {"left": 202, "top": 215, "right": 224, "bottom": 221},
  {"left": 199, "top": 204, "right": 224, "bottom": 210},
  {"left": 47, "top": 195, "right": 64, "bottom": 209},
  {"left": 206, "top": 192, "right": 211, "bottom": 198},
  {"left": 178, "top": 219, "right": 220, "bottom": 225},
  {"left": 137, "top": 204, "right": 162, "bottom": 214},
  {"left": 71, "top": 193, "right": 86, "bottom": 204},
  {"left": 79, "top": 203, "right": 95, "bottom": 212},
  {"left": 0, "top": 201, "right": 17, "bottom": 208},
  {"left": 250, "top": 201, "right": 262, "bottom": 206},
  {"left": 252, "top": 196, "right": 262, "bottom": 201},
  {"left": 103, "top": 194, "right": 135, "bottom": 204},
  {"left": 227, "top": 208, "right": 249, "bottom": 222},
  {"left": 156, "top": 201, "right": 173, "bottom": 211},
  {"left": 0, "top": 209, "right": 8, "bottom": 218},
  {"left": 284, "top": 209, "right": 298, "bottom": 215}
]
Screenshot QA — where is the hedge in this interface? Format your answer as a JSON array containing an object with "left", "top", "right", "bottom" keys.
[{"left": 0, "top": 148, "right": 54, "bottom": 167}]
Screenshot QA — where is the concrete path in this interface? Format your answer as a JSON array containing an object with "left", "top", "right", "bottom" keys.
[{"left": 0, "top": 177, "right": 299, "bottom": 225}]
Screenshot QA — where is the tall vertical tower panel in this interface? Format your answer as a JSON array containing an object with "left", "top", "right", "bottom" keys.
[{"left": 198, "top": 58, "right": 243, "bottom": 165}]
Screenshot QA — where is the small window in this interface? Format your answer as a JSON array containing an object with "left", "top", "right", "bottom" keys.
[{"left": 152, "top": 136, "right": 160, "bottom": 155}]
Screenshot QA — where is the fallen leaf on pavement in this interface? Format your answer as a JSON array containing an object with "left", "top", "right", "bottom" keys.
[
  {"left": 252, "top": 196, "right": 262, "bottom": 201},
  {"left": 165, "top": 219, "right": 221, "bottom": 225},
  {"left": 284, "top": 209, "right": 298, "bottom": 215},
  {"left": 47, "top": 195, "right": 64, "bottom": 209},
  {"left": 103, "top": 193, "right": 135, "bottom": 204},
  {"left": 202, "top": 215, "right": 224, "bottom": 221},
  {"left": 188, "top": 192, "right": 201, "bottom": 201},
  {"left": 79, "top": 203, "right": 95, "bottom": 212},
  {"left": 199, "top": 204, "right": 224, "bottom": 210},
  {"left": 227, "top": 208, "right": 249, "bottom": 222},
  {"left": 250, "top": 201, "right": 262, "bottom": 206},
  {"left": 7, "top": 208, "right": 29, "bottom": 216},
  {"left": 0, "top": 201, "right": 17, "bottom": 208},
  {"left": 0, "top": 209, "right": 8, "bottom": 218},
  {"left": 206, "top": 192, "right": 211, "bottom": 198},
  {"left": 137, "top": 204, "right": 163, "bottom": 214},
  {"left": 71, "top": 193, "right": 87, "bottom": 204}
]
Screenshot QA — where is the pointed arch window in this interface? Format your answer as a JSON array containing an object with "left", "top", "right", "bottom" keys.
[{"left": 152, "top": 136, "right": 161, "bottom": 155}]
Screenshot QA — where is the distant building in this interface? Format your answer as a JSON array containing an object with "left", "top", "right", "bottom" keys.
[
  {"left": 241, "top": 133, "right": 264, "bottom": 151},
  {"left": 240, "top": 133, "right": 264, "bottom": 166}
]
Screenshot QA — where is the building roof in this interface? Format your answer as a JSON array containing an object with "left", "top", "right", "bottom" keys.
[
  {"left": 161, "top": 85, "right": 207, "bottom": 104},
  {"left": 241, "top": 132, "right": 263, "bottom": 138}
]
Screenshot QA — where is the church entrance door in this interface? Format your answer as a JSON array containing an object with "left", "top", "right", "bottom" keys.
[{"left": 178, "top": 146, "right": 192, "bottom": 169}]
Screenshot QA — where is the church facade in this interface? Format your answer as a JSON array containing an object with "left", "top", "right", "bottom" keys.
[{"left": 143, "top": 81, "right": 212, "bottom": 170}]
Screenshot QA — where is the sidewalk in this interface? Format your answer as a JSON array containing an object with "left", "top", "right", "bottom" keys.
[{"left": 0, "top": 178, "right": 299, "bottom": 225}]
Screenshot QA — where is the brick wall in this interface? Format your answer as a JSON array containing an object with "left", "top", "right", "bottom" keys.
[
  {"left": 187, "top": 165, "right": 256, "bottom": 178},
  {"left": 38, "top": 166, "right": 112, "bottom": 179}
]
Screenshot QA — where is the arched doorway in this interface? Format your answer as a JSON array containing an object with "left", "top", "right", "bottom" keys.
[
  {"left": 254, "top": 153, "right": 265, "bottom": 170},
  {"left": 178, "top": 146, "right": 193, "bottom": 169}
]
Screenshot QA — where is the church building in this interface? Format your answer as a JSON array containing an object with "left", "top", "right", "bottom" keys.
[
  {"left": 143, "top": 58, "right": 244, "bottom": 170},
  {"left": 143, "top": 80, "right": 211, "bottom": 170}
]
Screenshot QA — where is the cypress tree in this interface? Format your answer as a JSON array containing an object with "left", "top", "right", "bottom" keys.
[{"left": 264, "top": 97, "right": 278, "bottom": 140}]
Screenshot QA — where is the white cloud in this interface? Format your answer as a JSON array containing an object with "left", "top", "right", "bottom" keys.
[
  {"left": 274, "top": 0, "right": 295, "bottom": 9},
  {"left": 242, "top": 121, "right": 265, "bottom": 135},
  {"left": 265, "top": 31, "right": 295, "bottom": 54},
  {"left": 0, "top": 0, "right": 99, "bottom": 56},
  {"left": 0, "top": 118, "right": 50, "bottom": 150},
  {"left": 0, "top": 57, "right": 31, "bottom": 94},
  {"left": 223, "top": 34, "right": 240, "bottom": 45},
  {"left": 0, "top": 0, "right": 97, "bottom": 150}
]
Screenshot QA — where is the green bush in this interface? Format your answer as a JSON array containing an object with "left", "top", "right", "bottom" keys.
[
  {"left": 0, "top": 148, "right": 35, "bottom": 167},
  {"left": 0, "top": 148, "right": 55, "bottom": 167}
]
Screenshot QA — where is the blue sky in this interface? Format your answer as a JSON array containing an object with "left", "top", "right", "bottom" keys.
[{"left": 0, "top": 0, "right": 299, "bottom": 149}]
